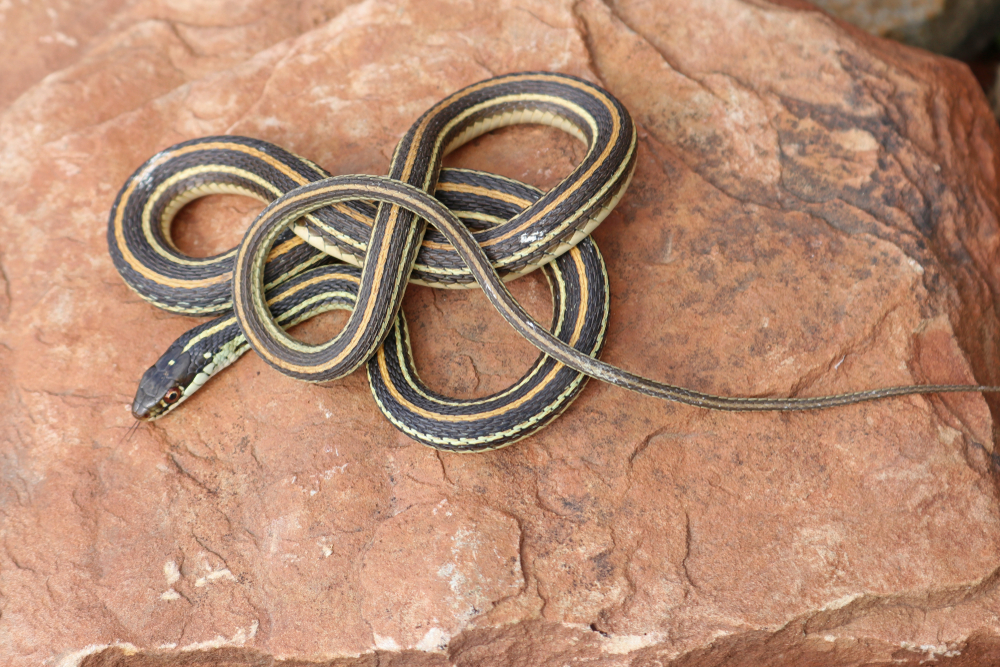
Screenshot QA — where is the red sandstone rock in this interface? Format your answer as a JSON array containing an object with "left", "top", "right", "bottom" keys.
[
  {"left": 2, "top": 1, "right": 1000, "bottom": 666},
  {"left": 810, "top": 0, "right": 1000, "bottom": 57}
]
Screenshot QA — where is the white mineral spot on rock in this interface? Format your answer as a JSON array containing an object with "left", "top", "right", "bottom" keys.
[
  {"left": 163, "top": 560, "right": 180, "bottom": 585},
  {"left": 902, "top": 257, "right": 924, "bottom": 275},
  {"left": 174, "top": 620, "right": 259, "bottom": 651},
  {"left": 160, "top": 589, "right": 181, "bottom": 601},
  {"left": 415, "top": 627, "right": 450, "bottom": 652},
  {"left": 821, "top": 593, "right": 861, "bottom": 611},
  {"left": 194, "top": 568, "right": 236, "bottom": 587},
  {"left": 447, "top": 570, "right": 467, "bottom": 597},
  {"left": 599, "top": 632, "right": 665, "bottom": 654},
  {"left": 56, "top": 159, "right": 80, "bottom": 176},
  {"left": 38, "top": 31, "right": 78, "bottom": 47},
  {"left": 937, "top": 424, "right": 961, "bottom": 445},
  {"left": 373, "top": 632, "right": 400, "bottom": 651},
  {"left": 451, "top": 526, "right": 475, "bottom": 552},
  {"left": 55, "top": 643, "right": 139, "bottom": 667},
  {"left": 257, "top": 117, "right": 284, "bottom": 129},
  {"left": 831, "top": 128, "right": 878, "bottom": 152},
  {"left": 46, "top": 290, "right": 74, "bottom": 327},
  {"left": 322, "top": 463, "right": 349, "bottom": 478},
  {"left": 899, "top": 642, "right": 961, "bottom": 661}
]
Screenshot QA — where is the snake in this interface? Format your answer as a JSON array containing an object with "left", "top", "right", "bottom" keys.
[
  {"left": 128, "top": 167, "right": 610, "bottom": 450},
  {"left": 110, "top": 71, "right": 1000, "bottom": 452}
]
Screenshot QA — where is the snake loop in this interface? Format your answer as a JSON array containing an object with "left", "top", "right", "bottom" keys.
[{"left": 111, "top": 72, "right": 1000, "bottom": 451}]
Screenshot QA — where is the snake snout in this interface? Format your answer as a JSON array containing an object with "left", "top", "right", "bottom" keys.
[{"left": 131, "top": 382, "right": 159, "bottom": 421}]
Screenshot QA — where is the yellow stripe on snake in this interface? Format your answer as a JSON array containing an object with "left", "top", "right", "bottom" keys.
[{"left": 108, "top": 72, "right": 1000, "bottom": 451}]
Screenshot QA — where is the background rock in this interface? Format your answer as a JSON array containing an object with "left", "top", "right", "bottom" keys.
[
  {"left": 810, "top": 0, "right": 1000, "bottom": 57},
  {"left": 809, "top": 0, "right": 1000, "bottom": 123},
  {"left": 0, "top": 0, "right": 364, "bottom": 110},
  {"left": 2, "top": 1, "right": 1000, "bottom": 666}
]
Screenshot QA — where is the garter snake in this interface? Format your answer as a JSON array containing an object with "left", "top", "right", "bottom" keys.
[
  {"left": 131, "top": 168, "right": 609, "bottom": 450},
  {"left": 112, "top": 72, "right": 1000, "bottom": 451}
]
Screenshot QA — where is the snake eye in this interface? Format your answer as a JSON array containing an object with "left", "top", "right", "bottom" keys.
[{"left": 163, "top": 388, "right": 182, "bottom": 405}]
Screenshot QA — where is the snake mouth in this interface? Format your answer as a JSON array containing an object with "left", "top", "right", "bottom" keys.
[{"left": 131, "top": 386, "right": 159, "bottom": 421}]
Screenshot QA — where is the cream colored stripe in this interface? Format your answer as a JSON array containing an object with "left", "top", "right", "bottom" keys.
[
  {"left": 377, "top": 330, "right": 566, "bottom": 423},
  {"left": 114, "top": 141, "right": 320, "bottom": 288},
  {"left": 432, "top": 181, "right": 534, "bottom": 209},
  {"left": 181, "top": 316, "right": 238, "bottom": 354},
  {"left": 237, "top": 182, "right": 427, "bottom": 374},
  {"left": 265, "top": 272, "right": 360, "bottom": 306},
  {"left": 141, "top": 166, "right": 275, "bottom": 268},
  {"left": 238, "top": 76, "right": 627, "bottom": 377}
]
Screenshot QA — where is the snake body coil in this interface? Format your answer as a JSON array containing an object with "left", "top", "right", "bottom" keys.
[
  {"left": 110, "top": 72, "right": 1000, "bottom": 451},
  {"left": 129, "top": 168, "right": 610, "bottom": 450}
]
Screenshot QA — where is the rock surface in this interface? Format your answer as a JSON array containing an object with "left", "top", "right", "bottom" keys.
[
  {"left": 2, "top": 0, "right": 1000, "bottom": 665},
  {"left": 810, "top": 0, "right": 1000, "bottom": 57}
]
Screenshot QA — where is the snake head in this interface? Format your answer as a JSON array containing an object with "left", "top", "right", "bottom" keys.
[{"left": 131, "top": 348, "right": 195, "bottom": 421}]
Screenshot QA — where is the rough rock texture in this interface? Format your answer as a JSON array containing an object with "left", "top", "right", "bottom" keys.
[
  {"left": 0, "top": 0, "right": 364, "bottom": 110},
  {"left": 994, "top": 66, "right": 1000, "bottom": 120},
  {"left": 2, "top": 1, "right": 1000, "bottom": 665},
  {"left": 810, "top": 0, "right": 1000, "bottom": 57}
]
